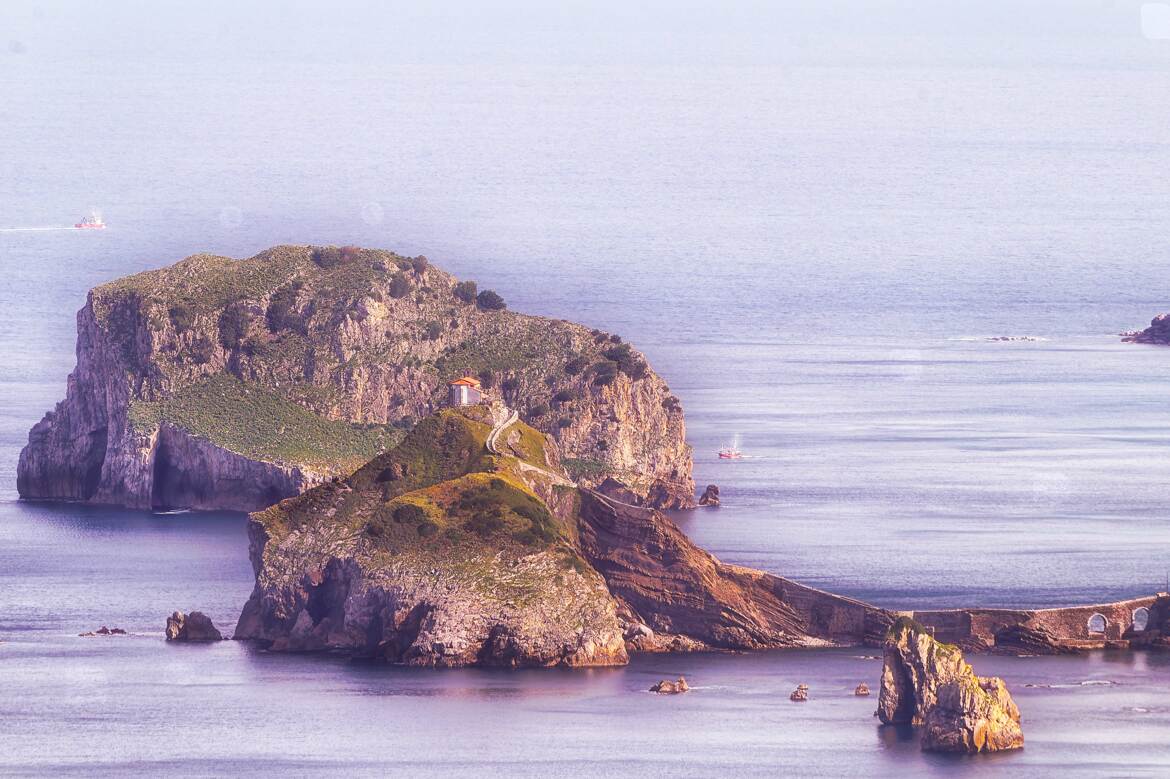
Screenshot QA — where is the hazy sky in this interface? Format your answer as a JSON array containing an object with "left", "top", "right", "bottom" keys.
[{"left": 2, "top": 1, "right": 1165, "bottom": 65}]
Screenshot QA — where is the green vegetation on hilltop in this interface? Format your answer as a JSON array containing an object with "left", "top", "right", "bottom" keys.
[
  {"left": 128, "top": 374, "right": 402, "bottom": 472},
  {"left": 92, "top": 245, "right": 415, "bottom": 324},
  {"left": 262, "top": 408, "right": 584, "bottom": 569}
]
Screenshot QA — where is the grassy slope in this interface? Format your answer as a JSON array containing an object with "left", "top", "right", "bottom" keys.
[
  {"left": 259, "top": 408, "right": 588, "bottom": 578},
  {"left": 129, "top": 374, "right": 403, "bottom": 473}
]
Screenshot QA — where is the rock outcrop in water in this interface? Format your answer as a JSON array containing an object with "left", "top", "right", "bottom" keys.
[
  {"left": 698, "top": 484, "right": 720, "bottom": 506},
  {"left": 1123, "top": 314, "right": 1170, "bottom": 344},
  {"left": 165, "top": 611, "right": 224, "bottom": 642},
  {"left": 649, "top": 677, "right": 689, "bottom": 694},
  {"left": 18, "top": 245, "right": 694, "bottom": 512},
  {"left": 878, "top": 618, "right": 1023, "bottom": 754}
]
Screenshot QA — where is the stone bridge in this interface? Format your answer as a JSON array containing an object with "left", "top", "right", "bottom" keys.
[{"left": 909, "top": 594, "right": 1170, "bottom": 651}]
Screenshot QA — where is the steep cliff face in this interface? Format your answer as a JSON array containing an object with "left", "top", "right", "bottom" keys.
[
  {"left": 235, "top": 408, "right": 627, "bottom": 667},
  {"left": 878, "top": 618, "right": 1024, "bottom": 754},
  {"left": 19, "top": 245, "right": 693, "bottom": 511}
]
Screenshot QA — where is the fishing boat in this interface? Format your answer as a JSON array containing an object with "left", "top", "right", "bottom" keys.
[
  {"left": 75, "top": 211, "right": 105, "bottom": 229},
  {"left": 718, "top": 436, "right": 744, "bottom": 459}
]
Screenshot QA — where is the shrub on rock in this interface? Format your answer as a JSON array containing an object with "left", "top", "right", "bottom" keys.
[{"left": 476, "top": 290, "right": 506, "bottom": 311}]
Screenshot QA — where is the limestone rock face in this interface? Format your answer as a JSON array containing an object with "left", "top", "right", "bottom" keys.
[
  {"left": 235, "top": 529, "right": 628, "bottom": 668},
  {"left": 878, "top": 618, "right": 1023, "bottom": 754},
  {"left": 923, "top": 676, "right": 1022, "bottom": 753},
  {"left": 165, "top": 611, "right": 224, "bottom": 641},
  {"left": 18, "top": 245, "right": 694, "bottom": 511}
]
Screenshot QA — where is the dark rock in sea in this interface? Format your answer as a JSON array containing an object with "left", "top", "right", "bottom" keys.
[
  {"left": 166, "top": 611, "right": 224, "bottom": 642},
  {"left": 878, "top": 618, "right": 1023, "bottom": 754},
  {"left": 79, "top": 626, "right": 127, "bottom": 636},
  {"left": 790, "top": 686, "right": 808, "bottom": 701},
  {"left": 854, "top": 683, "right": 870, "bottom": 696},
  {"left": 698, "top": 484, "right": 720, "bottom": 506},
  {"left": 1123, "top": 313, "right": 1170, "bottom": 344},
  {"left": 650, "top": 676, "right": 690, "bottom": 694}
]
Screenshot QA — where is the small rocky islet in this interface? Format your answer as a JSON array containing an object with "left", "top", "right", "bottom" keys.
[
  {"left": 1123, "top": 312, "right": 1170, "bottom": 344},
  {"left": 878, "top": 618, "right": 1024, "bottom": 754}
]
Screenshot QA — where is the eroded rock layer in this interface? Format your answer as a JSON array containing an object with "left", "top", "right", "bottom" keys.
[{"left": 575, "top": 489, "right": 893, "bottom": 651}]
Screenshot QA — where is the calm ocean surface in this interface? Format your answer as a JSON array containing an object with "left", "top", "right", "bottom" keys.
[{"left": 2, "top": 4, "right": 1169, "bottom": 775}]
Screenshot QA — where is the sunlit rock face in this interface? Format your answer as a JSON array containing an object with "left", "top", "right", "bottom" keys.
[
  {"left": 18, "top": 245, "right": 694, "bottom": 512},
  {"left": 878, "top": 618, "right": 1024, "bottom": 754}
]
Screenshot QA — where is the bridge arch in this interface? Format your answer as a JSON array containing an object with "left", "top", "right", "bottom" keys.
[
  {"left": 1133, "top": 607, "right": 1150, "bottom": 632},
  {"left": 1087, "top": 613, "right": 1108, "bottom": 635}
]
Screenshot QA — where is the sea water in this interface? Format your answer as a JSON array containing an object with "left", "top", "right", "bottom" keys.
[{"left": 2, "top": 4, "right": 1169, "bottom": 775}]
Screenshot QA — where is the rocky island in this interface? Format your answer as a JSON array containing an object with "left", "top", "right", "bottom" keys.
[
  {"left": 1123, "top": 313, "right": 1170, "bottom": 344},
  {"left": 234, "top": 402, "right": 894, "bottom": 665},
  {"left": 18, "top": 245, "right": 693, "bottom": 512},
  {"left": 24, "top": 245, "right": 1168, "bottom": 671}
]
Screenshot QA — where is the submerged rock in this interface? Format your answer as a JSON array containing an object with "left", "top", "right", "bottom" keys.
[
  {"left": 650, "top": 677, "right": 690, "bottom": 694},
  {"left": 878, "top": 618, "right": 1023, "bottom": 754},
  {"left": 165, "top": 611, "right": 223, "bottom": 642},
  {"left": 698, "top": 484, "right": 720, "bottom": 506}
]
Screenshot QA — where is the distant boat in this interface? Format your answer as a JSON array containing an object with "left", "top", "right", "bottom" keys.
[
  {"left": 718, "top": 436, "right": 744, "bottom": 459},
  {"left": 75, "top": 212, "right": 105, "bottom": 229}
]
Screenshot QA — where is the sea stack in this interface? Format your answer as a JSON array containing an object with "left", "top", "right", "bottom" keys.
[
  {"left": 698, "top": 484, "right": 720, "bottom": 506},
  {"left": 165, "top": 611, "right": 224, "bottom": 642},
  {"left": 878, "top": 618, "right": 1023, "bottom": 754}
]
